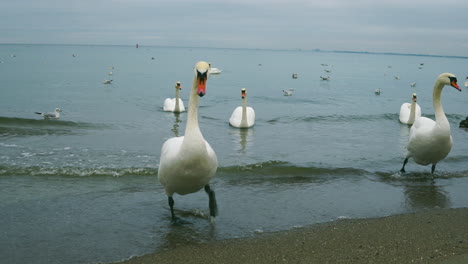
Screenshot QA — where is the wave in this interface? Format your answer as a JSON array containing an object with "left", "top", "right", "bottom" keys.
[
  {"left": 2, "top": 161, "right": 466, "bottom": 181},
  {"left": 0, "top": 116, "right": 112, "bottom": 137},
  {"left": 0, "top": 165, "right": 158, "bottom": 177},
  {"left": 266, "top": 113, "right": 399, "bottom": 124},
  {"left": 218, "top": 160, "right": 366, "bottom": 176}
]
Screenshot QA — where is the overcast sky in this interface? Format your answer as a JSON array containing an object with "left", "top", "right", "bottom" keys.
[{"left": 2, "top": 0, "right": 468, "bottom": 56}]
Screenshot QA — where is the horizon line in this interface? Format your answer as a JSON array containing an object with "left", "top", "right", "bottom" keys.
[{"left": 2, "top": 43, "right": 467, "bottom": 60}]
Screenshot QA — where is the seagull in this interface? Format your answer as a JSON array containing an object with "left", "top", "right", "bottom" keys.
[
  {"left": 283, "top": 88, "right": 294, "bottom": 96},
  {"left": 35, "top": 108, "right": 62, "bottom": 119},
  {"left": 103, "top": 79, "right": 113, "bottom": 84},
  {"left": 375, "top": 88, "right": 381, "bottom": 95},
  {"left": 394, "top": 75, "right": 400, "bottom": 80},
  {"left": 320, "top": 76, "right": 330, "bottom": 81},
  {"left": 410, "top": 82, "right": 416, "bottom": 87}
]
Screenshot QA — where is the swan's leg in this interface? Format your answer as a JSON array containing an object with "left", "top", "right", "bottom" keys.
[
  {"left": 204, "top": 184, "right": 218, "bottom": 217},
  {"left": 400, "top": 158, "right": 408, "bottom": 173},
  {"left": 168, "top": 196, "right": 176, "bottom": 220},
  {"left": 431, "top": 164, "right": 436, "bottom": 174}
]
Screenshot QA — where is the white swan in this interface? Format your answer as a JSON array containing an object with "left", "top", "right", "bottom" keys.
[
  {"left": 399, "top": 93, "right": 422, "bottom": 125},
  {"left": 400, "top": 73, "right": 461, "bottom": 174},
  {"left": 163, "top": 81, "right": 186, "bottom": 113},
  {"left": 35, "top": 108, "right": 62, "bottom": 119},
  {"left": 158, "top": 61, "right": 218, "bottom": 221},
  {"left": 229, "top": 88, "right": 255, "bottom": 128}
]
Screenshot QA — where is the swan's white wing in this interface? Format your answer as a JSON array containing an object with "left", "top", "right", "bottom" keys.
[
  {"left": 399, "top": 103, "right": 411, "bottom": 124},
  {"left": 247, "top": 107, "right": 255, "bottom": 127},
  {"left": 177, "top": 98, "right": 186, "bottom": 112},
  {"left": 229, "top": 106, "right": 243, "bottom": 127},
  {"left": 407, "top": 117, "right": 452, "bottom": 165},
  {"left": 163, "top": 98, "right": 175, "bottom": 112},
  {"left": 158, "top": 136, "right": 184, "bottom": 194},
  {"left": 415, "top": 103, "right": 422, "bottom": 118},
  {"left": 158, "top": 136, "right": 217, "bottom": 196}
]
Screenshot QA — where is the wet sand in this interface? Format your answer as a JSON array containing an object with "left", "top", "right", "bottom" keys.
[{"left": 115, "top": 208, "right": 468, "bottom": 264}]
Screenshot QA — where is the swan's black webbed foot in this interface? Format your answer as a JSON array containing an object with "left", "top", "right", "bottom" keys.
[
  {"left": 204, "top": 184, "right": 218, "bottom": 218},
  {"left": 400, "top": 158, "right": 408, "bottom": 173}
]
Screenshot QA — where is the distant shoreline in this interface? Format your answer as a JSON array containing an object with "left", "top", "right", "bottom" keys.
[
  {"left": 1, "top": 43, "right": 468, "bottom": 60},
  {"left": 113, "top": 207, "right": 468, "bottom": 264}
]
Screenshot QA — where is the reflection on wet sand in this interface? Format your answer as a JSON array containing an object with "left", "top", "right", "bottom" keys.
[
  {"left": 160, "top": 214, "right": 218, "bottom": 250},
  {"left": 403, "top": 180, "right": 450, "bottom": 209}
]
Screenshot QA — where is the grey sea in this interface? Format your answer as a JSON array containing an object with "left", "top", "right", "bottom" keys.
[{"left": 1, "top": 44, "right": 467, "bottom": 264}]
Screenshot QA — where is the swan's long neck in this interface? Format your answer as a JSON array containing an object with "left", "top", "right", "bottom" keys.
[
  {"left": 433, "top": 80, "right": 449, "bottom": 129},
  {"left": 408, "top": 100, "right": 416, "bottom": 124},
  {"left": 240, "top": 96, "right": 248, "bottom": 127},
  {"left": 184, "top": 77, "right": 203, "bottom": 143},
  {"left": 174, "top": 88, "right": 180, "bottom": 112}
]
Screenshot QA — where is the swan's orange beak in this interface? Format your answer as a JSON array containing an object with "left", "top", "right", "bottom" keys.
[
  {"left": 197, "top": 72, "right": 207, "bottom": 97},
  {"left": 451, "top": 80, "right": 461, "bottom": 91},
  {"left": 197, "top": 79, "right": 206, "bottom": 97},
  {"left": 241, "top": 90, "right": 246, "bottom": 99},
  {"left": 176, "top": 83, "right": 181, "bottom": 90}
]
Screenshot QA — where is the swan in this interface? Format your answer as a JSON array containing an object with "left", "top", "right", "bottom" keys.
[
  {"left": 400, "top": 73, "right": 461, "bottom": 174},
  {"left": 158, "top": 61, "right": 218, "bottom": 221},
  {"left": 399, "top": 93, "right": 422, "bottom": 125},
  {"left": 163, "top": 81, "right": 186, "bottom": 113},
  {"left": 229, "top": 88, "right": 255, "bottom": 128}
]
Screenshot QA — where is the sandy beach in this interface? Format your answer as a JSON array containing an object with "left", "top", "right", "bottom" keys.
[{"left": 114, "top": 208, "right": 468, "bottom": 264}]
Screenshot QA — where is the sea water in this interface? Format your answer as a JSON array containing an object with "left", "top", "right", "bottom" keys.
[{"left": 1, "top": 44, "right": 468, "bottom": 264}]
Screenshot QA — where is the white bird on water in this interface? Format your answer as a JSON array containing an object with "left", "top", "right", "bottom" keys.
[
  {"left": 399, "top": 93, "right": 421, "bottom": 125},
  {"left": 283, "top": 88, "right": 294, "bottom": 96},
  {"left": 163, "top": 81, "right": 186, "bottom": 113},
  {"left": 35, "top": 108, "right": 62, "bottom": 119},
  {"left": 229, "top": 88, "right": 255, "bottom": 128},
  {"left": 158, "top": 61, "right": 218, "bottom": 222},
  {"left": 400, "top": 73, "right": 461, "bottom": 174}
]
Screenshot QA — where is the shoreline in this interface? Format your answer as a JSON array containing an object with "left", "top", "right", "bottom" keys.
[{"left": 114, "top": 208, "right": 468, "bottom": 264}]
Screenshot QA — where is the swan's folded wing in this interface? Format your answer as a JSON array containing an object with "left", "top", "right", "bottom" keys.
[{"left": 163, "top": 98, "right": 175, "bottom": 111}]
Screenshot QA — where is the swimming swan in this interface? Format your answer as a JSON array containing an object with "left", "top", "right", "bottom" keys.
[
  {"left": 158, "top": 61, "right": 218, "bottom": 221},
  {"left": 229, "top": 88, "right": 255, "bottom": 128},
  {"left": 163, "top": 81, "right": 186, "bottom": 113},
  {"left": 400, "top": 73, "right": 461, "bottom": 174},
  {"left": 399, "top": 93, "right": 422, "bottom": 125}
]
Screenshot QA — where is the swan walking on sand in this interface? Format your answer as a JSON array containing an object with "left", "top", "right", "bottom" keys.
[
  {"left": 35, "top": 108, "right": 62, "bottom": 119},
  {"left": 163, "top": 81, "right": 186, "bottom": 113},
  {"left": 229, "top": 88, "right": 255, "bottom": 128},
  {"left": 399, "top": 93, "right": 422, "bottom": 125},
  {"left": 400, "top": 73, "right": 461, "bottom": 174},
  {"left": 158, "top": 61, "right": 218, "bottom": 221}
]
